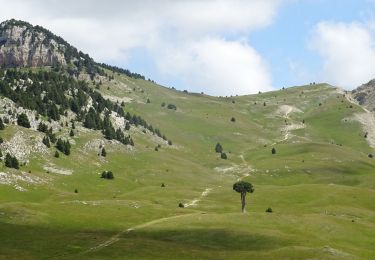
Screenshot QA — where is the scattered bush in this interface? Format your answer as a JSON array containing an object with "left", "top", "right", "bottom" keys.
[
  {"left": 101, "top": 148, "right": 107, "bottom": 157},
  {"left": 56, "top": 138, "right": 71, "bottom": 155},
  {"left": 272, "top": 147, "right": 276, "bottom": 154},
  {"left": 230, "top": 117, "right": 236, "bottom": 122},
  {"left": 167, "top": 104, "right": 177, "bottom": 110},
  {"left": 69, "top": 129, "right": 74, "bottom": 137},
  {"left": 161, "top": 102, "right": 166, "bottom": 107},
  {"left": 101, "top": 171, "right": 114, "bottom": 179},
  {"left": 74, "top": 188, "right": 78, "bottom": 193},
  {"left": 215, "top": 143, "right": 223, "bottom": 153},
  {"left": 178, "top": 202, "right": 184, "bottom": 208},
  {"left": 161, "top": 183, "right": 165, "bottom": 187},
  {"left": 368, "top": 154, "right": 373, "bottom": 158},
  {"left": 17, "top": 113, "right": 31, "bottom": 128},
  {"left": 54, "top": 151, "right": 59, "bottom": 158},
  {"left": 266, "top": 207, "right": 273, "bottom": 213},
  {"left": 0, "top": 118, "right": 4, "bottom": 130},
  {"left": 42, "top": 136, "right": 51, "bottom": 148},
  {"left": 5, "top": 153, "right": 19, "bottom": 169},
  {"left": 168, "top": 140, "right": 172, "bottom": 146},
  {"left": 221, "top": 152, "right": 228, "bottom": 159}
]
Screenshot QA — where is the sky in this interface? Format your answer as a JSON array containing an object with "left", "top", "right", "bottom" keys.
[{"left": 1, "top": 0, "right": 375, "bottom": 96}]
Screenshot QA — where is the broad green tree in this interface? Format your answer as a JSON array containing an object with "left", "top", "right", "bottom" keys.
[{"left": 233, "top": 181, "right": 254, "bottom": 212}]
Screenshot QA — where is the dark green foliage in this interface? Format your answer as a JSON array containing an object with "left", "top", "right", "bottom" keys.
[
  {"left": 266, "top": 207, "right": 273, "bottom": 213},
  {"left": 272, "top": 147, "right": 276, "bottom": 154},
  {"left": 101, "top": 171, "right": 114, "bottom": 180},
  {"left": 125, "top": 122, "right": 130, "bottom": 131},
  {"left": 147, "top": 98, "right": 151, "bottom": 103},
  {"left": 98, "top": 63, "right": 146, "bottom": 80},
  {"left": 74, "top": 188, "right": 78, "bottom": 193},
  {"left": 17, "top": 113, "right": 30, "bottom": 128},
  {"left": 5, "top": 153, "right": 19, "bottom": 169},
  {"left": 42, "top": 136, "right": 50, "bottom": 148},
  {"left": 0, "top": 137, "right": 3, "bottom": 144},
  {"left": 56, "top": 138, "right": 71, "bottom": 155},
  {"left": 167, "top": 104, "right": 177, "bottom": 110},
  {"left": 0, "top": 149, "right": 2, "bottom": 158},
  {"left": 178, "top": 203, "right": 184, "bottom": 208},
  {"left": 69, "top": 129, "right": 74, "bottom": 137},
  {"left": 221, "top": 152, "right": 227, "bottom": 159},
  {"left": 54, "top": 151, "right": 59, "bottom": 158},
  {"left": 161, "top": 183, "right": 165, "bottom": 187},
  {"left": 38, "top": 122, "right": 48, "bottom": 133},
  {"left": 0, "top": 118, "right": 4, "bottom": 130},
  {"left": 215, "top": 143, "right": 223, "bottom": 153},
  {"left": 233, "top": 181, "right": 254, "bottom": 212},
  {"left": 161, "top": 102, "right": 166, "bottom": 107},
  {"left": 368, "top": 154, "right": 373, "bottom": 158},
  {"left": 168, "top": 140, "right": 172, "bottom": 146},
  {"left": 231, "top": 117, "right": 236, "bottom": 122},
  {"left": 101, "top": 148, "right": 106, "bottom": 157}
]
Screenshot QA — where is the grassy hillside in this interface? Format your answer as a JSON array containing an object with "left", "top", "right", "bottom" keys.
[{"left": 1, "top": 71, "right": 375, "bottom": 259}]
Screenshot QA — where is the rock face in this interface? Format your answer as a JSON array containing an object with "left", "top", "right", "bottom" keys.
[
  {"left": 0, "top": 20, "right": 67, "bottom": 67},
  {"left": 352, "top": 79, "right": 375, "bottom": 111}
]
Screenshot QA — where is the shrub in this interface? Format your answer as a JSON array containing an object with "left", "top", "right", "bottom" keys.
[
  {"left": 0, "top": 118, "right": 4, "bottom": 130},
  {"left": 5, "top": 153, "right": 19, "bottom": 169},
  {"left": 101, "top": 171, "right": 114, "bottom": 180},
  {"left": 272, "top": 147, "right": 276, "bottom": 154},
  {"left": 69, "top": 129, "right": 74, "bottom": 137},
  {"left": 147, "top": 98, "right": 151, "bottom": 103},
  {"left": 230, "top": 117, "right": 236, "bottom": 122},
  {"left": 215, "top": 143, "right": 223, "bottom": 153},
  {"left": 101, "top": 148, "right": 106, "bottom": 157},
  {"left": 17, "top": 113, "right": 31, "bottom": 128},
  {"left": 54, "top": 151, "right": 59, "bottom": 158},
  {"left": 161, "top": 183, "right": 165, "bottom": 187},
  {"left": 161, "top": 102, "right": 166, "bottom": 107},
  {"left": 168, "top": 140, "right": 172, "bottom": 146},
  {"left": 178, "top": 203, "right": 184, "bottom": 208},
  {"left": 42, "top": 136, "right": 50, "bottom": 148},
  {"left": 74, "top": 188, "right": 78, "bottom": 193},
  {"left": 221, "top": 152, "right": 228, "bottom": 159},
  {"left": 368, "top": 154, "right": 373, "bottom": 158},
  {"left": 167, "top": 104, "right": 177, "bottom": 110},
  {"left": 266, "top": 207, "right": 273, "bottom": 213}
]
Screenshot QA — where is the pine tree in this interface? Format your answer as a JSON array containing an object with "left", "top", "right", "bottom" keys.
[
  {"left": 42, "top": 136, "right": 51, "bottom": 148},
  {"left": 17, "top": 113, "right": 31, "bottom": 128},
  {"left": 101, "top": 148, "right": 106, "bottom": 157},
  {"left": 54, "top": 151, "right": 59, "bottom": 158},
  {"left": 69, "top": 129, "right": 74, "bottom": 137},
  {"left": 0, "top": 118, "right": 5, "bottom": 130}
]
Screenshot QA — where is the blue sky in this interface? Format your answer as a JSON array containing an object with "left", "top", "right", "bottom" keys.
[{"left": 1, "top": 0, "right": 375, "bottom": 95}]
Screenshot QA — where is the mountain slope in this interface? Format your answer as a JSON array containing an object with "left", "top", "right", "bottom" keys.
[{"left": 0, "top": 20, "right": 375, "bottom": 259}]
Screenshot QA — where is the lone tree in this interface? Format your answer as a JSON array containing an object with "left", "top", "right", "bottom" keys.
[
  {"left": 272, "top": 147, "right": 276, "bottom": 154},
  {"left": 233, "top": 181, "right": 254, "bottom": 213}
]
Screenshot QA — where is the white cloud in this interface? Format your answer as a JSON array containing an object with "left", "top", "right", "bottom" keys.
[
  {"left": 311, "top": 21, "right": 375, "bottom": 89},
  {"left": 0, "top": 0, "right": 282, "bottom": 95},
  {"left": 157, "top": 38, "right": 273, "bottom": 95}
]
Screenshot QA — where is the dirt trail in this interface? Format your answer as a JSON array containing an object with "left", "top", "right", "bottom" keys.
[{"left": 185, "top": 188, "right": 213, "bottom": 207}]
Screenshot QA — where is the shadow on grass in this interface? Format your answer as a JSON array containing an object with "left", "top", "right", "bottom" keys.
[{"left": 122, "top": 228, "right": 291, "bottom": 251}]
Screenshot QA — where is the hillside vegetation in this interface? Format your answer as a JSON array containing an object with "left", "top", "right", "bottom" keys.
[{"left": 0, "top": 20, "right": 375, "bottom": 259}]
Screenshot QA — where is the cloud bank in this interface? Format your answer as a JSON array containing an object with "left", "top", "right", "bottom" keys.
[
  {"left": 0, "top": 0, "right": 281, "bottom": 95},
  {"left": 311, "top": 21, "right": 375, "bottom": 89}
]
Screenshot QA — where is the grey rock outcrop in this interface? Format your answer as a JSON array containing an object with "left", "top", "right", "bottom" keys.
[
  {"left": 0, "top": 20, "right": 67, "bottom": 67},
  {"left": 352, "top": 79, "right": 375, "bottom": 111}
]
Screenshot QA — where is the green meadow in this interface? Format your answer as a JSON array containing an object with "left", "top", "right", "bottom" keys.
[{"left": 0, "top": 74, "right": 374, "bottom": 259}]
